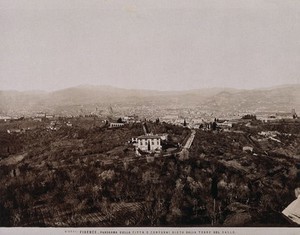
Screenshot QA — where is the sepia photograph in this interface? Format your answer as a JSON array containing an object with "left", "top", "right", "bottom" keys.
[{"left": 0, "top": 0, "right": 300, "bottom": 234}]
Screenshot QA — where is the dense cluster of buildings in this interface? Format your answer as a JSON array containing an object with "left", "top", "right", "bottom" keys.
[{"left": 3, "top": 108, "right": 299, "bottom": 137}]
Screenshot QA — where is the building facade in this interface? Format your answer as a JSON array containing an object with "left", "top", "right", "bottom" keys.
[
  {"left": 109, "top": 123, "right": 125, "bottom": 128},
  {"left": 137, "top": 135, "right": 162, "bottom": 152}
]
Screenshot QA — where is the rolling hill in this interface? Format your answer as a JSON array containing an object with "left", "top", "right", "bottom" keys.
[{"left": 1, "top": 84, "right": 300, "bottom": 115}]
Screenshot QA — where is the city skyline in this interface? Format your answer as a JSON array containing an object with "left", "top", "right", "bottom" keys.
[{"left": 1, "top": 0, "right": 300, "bottom": 91}]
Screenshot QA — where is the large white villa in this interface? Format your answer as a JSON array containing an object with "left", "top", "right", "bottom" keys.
[{"left": 132, "top": 134, "right": 162, "bottom": 153}]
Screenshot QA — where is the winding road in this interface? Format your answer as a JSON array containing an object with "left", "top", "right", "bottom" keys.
[{"left": 183, "top": 130, "right": 196, "bottom": 150}]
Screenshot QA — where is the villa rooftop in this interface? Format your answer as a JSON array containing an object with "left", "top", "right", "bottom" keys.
[{"left": 137, "top": 135, "right": 161, "bottom": 139}]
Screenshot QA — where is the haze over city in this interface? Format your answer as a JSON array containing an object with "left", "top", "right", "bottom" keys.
[{"left": 1, "top": 0, "right": 300, "bottom": 91}]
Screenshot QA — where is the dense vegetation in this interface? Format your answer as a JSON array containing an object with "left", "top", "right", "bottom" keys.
[{"left": 0, "top": 118, "right": 299, "bottom": 226}]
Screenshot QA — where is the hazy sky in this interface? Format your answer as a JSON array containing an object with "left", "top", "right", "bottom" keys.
[{"left": 1, "top": 0, "right": 300, "bottom": 91}]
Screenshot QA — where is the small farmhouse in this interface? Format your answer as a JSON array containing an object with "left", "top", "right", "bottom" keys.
[{"left": 242, "top": 146, "right": 253, "bottom": 152}]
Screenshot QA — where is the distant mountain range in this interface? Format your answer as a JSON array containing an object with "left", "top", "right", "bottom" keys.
[{"left": 1, "top": 84, "right": 300, "bottom": 116}]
